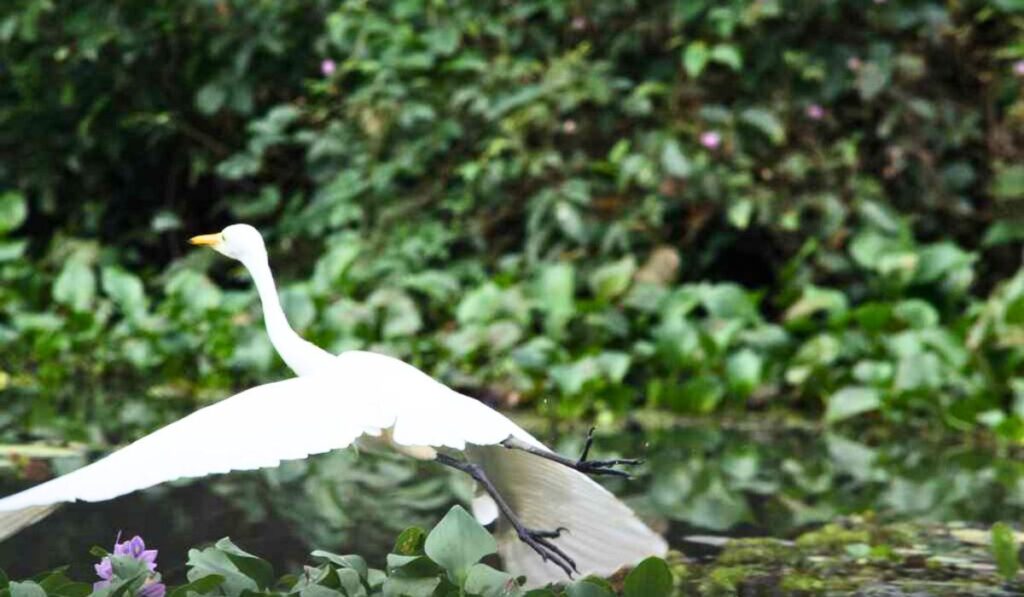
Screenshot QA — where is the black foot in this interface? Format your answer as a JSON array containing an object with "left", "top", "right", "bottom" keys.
[
  {"left": 517, "top": 526, "right": 576, "bottom": 578},
  {"left": 574, "top": 427, "right": 643, "bottom": 478}
]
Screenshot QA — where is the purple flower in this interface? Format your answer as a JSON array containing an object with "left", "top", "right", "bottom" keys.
[
  {"left": 94, "top": 535, "right": 162, "bottom": 595},
  {"left": 805, "top": 104, "right": 825, "bottom": 120},
  {"left": 699, "top": 131, "right": 721, "bottom": 150},
  {"left": 1014, "top": 60, "right": 1024, "bottom": 77},
  {"left": 138, "top": 581, "right": 167, "bottom": 597},
  {"left": 321, "top": 59, "right": 336, "bottom": 77}
]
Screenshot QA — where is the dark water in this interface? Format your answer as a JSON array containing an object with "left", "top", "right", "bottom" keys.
[{"left": 1, "top": 421, "right": 1022, "bottom": 582}]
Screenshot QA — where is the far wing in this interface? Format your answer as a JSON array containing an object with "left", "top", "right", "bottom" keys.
[{"left": 0, "top": 351, "right": 535, "bottom": 511}]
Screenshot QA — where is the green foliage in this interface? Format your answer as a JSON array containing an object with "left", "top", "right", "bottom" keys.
[
  {"left": 0, "top": 507, "right": 674, "bottom": 597},
  {"left": 1, "top": 1, "right": 1024, "bottom": 451},
  {"left": 990, "top": 522, "right": 1020, "bottom": 581}
]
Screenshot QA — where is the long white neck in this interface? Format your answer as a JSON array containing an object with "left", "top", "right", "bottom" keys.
[{"left": 244, "top": 256, "right": 336, "bottom": 376}]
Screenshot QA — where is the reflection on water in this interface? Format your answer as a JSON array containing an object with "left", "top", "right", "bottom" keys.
[{"left": 1, "top": 421, "right": 1021, "bottom": 580}]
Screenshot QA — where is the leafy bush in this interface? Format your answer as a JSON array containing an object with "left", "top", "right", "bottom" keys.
[
  {"left": 1, "top": 0, "right": 1024, "bottom": 447},
  {"left": 0, "top": 506, "right": 676, "bottom": 597}
]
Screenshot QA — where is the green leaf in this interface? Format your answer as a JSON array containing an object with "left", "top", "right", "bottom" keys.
[
  {"left": 857, "top": 62, "right": 889, "bottom": 100},
  {"left": 380, "top": 576, "right": 440, "bottom": 597},
  {"left": 709, "top": 44, "right": 742, "bottom": 71},
  {"left": 424, "top": 506, "right": 497, "bottom": 585},
  {"left": 463, "top": 563, "right": 521, "bottom": 596},
  {"left": 101, "top": 266, "right": 147, "bottom": 316},
  {"left": 623, "top": 557, "right": 673, "bottom": 597},
  {"left": 589, "top": 257, "right": 636, "bottom": 301},
  {"left": 300, "top": 585, "right": 343, "bottom": 597},
  {"left": 826, "top": 386, "right": 881, "bottom": 423},
  {"left": 8, "top": 582, "right": 46, "bottom": 597},
  {"left": 683, "top": 41, "right": 709, "bottom": 78},
  {"left": 457, "top": 283, "right": 503, "bottom": 324},
  {"left": 168, "top": 575, "right": 225, "bottom": 597},
  {"left": 565, "top": 578, "right": 615, "bottom": 597},
  {"left": 726, "top": 349, "right": 762, "bottom": 397},
  {"left": 0, "top": 192, "right": 27, "bottom": 234},
  {"left": 336, "top": 568, "right": 366, "bottom": 597},
  {"left": 214, "top": 538, "right": 274, "bottom": 590},
  {"left": 196, "top": 83, "right": 227, "bottom": 115},
  {"left": 311, "top": 552, "right": 369, "bottom": 580},
  {"left": 740, "top": 108, "right": 785, "bottom": 144},
  {"left": 53, "top": 259, "right": 96, "bottom": 312},
  {"left": 660, "top": 140, "right": 692, "bottom": 178},
  {"left": 536, "top": 263, "right": 575, "bottom": 337},
  {"left": 992, "top": 164, "right": 1024, "bottom": 201},
  {"left": 991, "top": 522, "right": 1020, "bottom": 580},
  {"left": 187, "top": 540, "right": 261, "bottom": 596}
]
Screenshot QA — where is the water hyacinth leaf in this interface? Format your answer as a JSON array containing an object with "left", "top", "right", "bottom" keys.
[
  {"left": 380, "top": 576, "right": 439, "bottom": 597},
  {"left": 385, "top": 554, "right": 440, "bottom": 578},
  {"left": 36, "top": 571, "right": 88, "bottom": 597},
  {"left": 8, "top": 582, "right": 46, "bottom": 597},
  {"left": 167, "top": 575, "right": 225, "bottom": 597},
  {"left": 53, "top": 260, "right": 96, "bottom": 312},
  {"left": 299, "top": 585, "right": 342, "bottom": 597},
  {"left": 536, "top": 263, "right": 575, "bottom": 337},
  {"left": 826, "top": 386, "right": 882, "bottom": 423},
  {"left": 589, "top": 257, "right": 636, "bottom": 301},
  {"left": 186, "top": 544, "right": 259, "bottom": 596},
  {"left": 0, "top": 192, "right": 27, "bottom": 234},
  {"left": 623, "top": 557, "right": 673, "bottom": 597},
  {"left": 565, "top": 578, "right": 615, "bottom": 597},
  {"left": 424, "top": 506, "right": 496, "bottom": 585},
  {"left": 335, "top": 569, "right": 366, "bottom": 597},
  {"left": 311, "top": 552, "right": 369, "bottom": 580},
  {"left": 991, "top": 522, "right": 1019, "bottom": 580},
  {"left": 463, "top": 563, "right": 521, "bottom": 597},
  {"left": 784, "top": 286, "right": 848, "bottom": 323},
  {"left": 214, "top": 538, "right": 274, "bottom": 590},
  {"left": 457, "top": 283, "right": 503, "bottom": 324},
  {"left": 101, "top": 266, "right": 148, "bottom": 317},
  {"left": 726, "top": 349, "right": 762, "bottom": 397}
]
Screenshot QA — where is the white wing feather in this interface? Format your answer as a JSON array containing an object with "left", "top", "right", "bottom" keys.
[{"left": 0, "top": 351, "right": 535, "bottom": 511}]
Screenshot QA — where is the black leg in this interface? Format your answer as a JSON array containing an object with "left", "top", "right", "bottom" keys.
[
  {"left": 434, "top": 453, "right": 577, "bottom": 578},
  {"left": 502, "top": 428, "right": 643, "bottom": 479}
]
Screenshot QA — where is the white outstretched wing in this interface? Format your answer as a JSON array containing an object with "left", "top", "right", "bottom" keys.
[{"left": 0, "top": 350, "right": 536, "bottom": 511}]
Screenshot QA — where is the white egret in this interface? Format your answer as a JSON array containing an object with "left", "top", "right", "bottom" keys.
[{"left": 0, "top": 224, "right": 667, "bottom": 587}]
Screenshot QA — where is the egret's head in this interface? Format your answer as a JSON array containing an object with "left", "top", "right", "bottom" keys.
[{"left": 189, "top": 224, "right": 267, "bottom": 263}]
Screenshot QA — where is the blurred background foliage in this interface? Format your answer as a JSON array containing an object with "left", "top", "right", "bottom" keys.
[{"left": 2, "top": 0, "right": 1024, "bottom": 450}]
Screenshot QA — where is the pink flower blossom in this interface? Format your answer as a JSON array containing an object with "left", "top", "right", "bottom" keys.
[
  {"left": 320, "top": 59, "right": 336, "bottom": 77},
  {"left": 847, "top": 57, "right": 862, "bottom": 71},
  {"left": 1014, "top": 60, "right": 1024, "bottom": 77},
  {"left": 562, "top": 120, "right": 578, "bottom": 134},
  {"left": 571, "top": 16, "right": 587, "bottom": 31},
  {"left": 699, "top": 131, "right": 721, "bottom": 150},
  {"left": 806, "top": 104, "right": 825, "bottom": 120}
]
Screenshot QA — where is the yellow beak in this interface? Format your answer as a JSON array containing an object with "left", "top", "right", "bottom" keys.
[{"left": 189, "top": 233, "right": 223, "bottom": 247}]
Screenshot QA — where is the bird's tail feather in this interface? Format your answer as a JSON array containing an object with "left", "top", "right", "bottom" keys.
[
  {"left": 466, "top": 445, "right": 667, "bottom": 589},
  {"left": 0, "top": 505, "right": 60, "bottom": 541}
]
